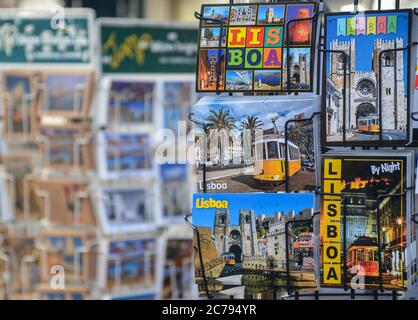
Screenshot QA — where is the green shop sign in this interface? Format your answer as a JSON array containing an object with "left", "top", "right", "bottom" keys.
[
  {"left": 0, "top": 9, "right": 93, "bottom": 64},
  {"left": 99, "top": 19, "right": 198, "bottom": 74}
]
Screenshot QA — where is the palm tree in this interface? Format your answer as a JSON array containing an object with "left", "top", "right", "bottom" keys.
[
  {"left": 240, "top": 115, "right": 262, "bottom": 157},
  {"left": 206, "top": 108, "right": 237, "bottom": 164}
]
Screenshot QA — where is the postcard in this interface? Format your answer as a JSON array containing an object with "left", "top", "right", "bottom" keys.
[
  {"left": 38, "top": 228, "right": 96, "bottom": 283},
  {"left": 37, "top": 284, "right": 89, "bottom": 300},
  {"left": 2, "top": 71, "right": 38, "bottom": 139},
  {"left": 104, "top": 78, "right": 155, "bottom": 127},
  {"left": 33, "top": 179, "right": 96, "bottom": 226},
  {"left": 197, "top": 2, "right": 317, "bottom": 93},
  {"left": 283, "top": 47, "right": 312, "bottom": 90},
  {"left": 254, "top": 70, "right": 282, "bottom": 91},
  {"left": 160, "top": 164, "right": 191, "bottom": 221},
  {"left": 111, "top": 290, "right": 157, "bottom": 300},
  {"left": 38, "top": 125, "right": 93, "bottom": 171},
  {"left": 192, "top": 193, "right": 316, "bottom": 299},
  {"left": 197, "top": 49, "right": 226, "bottom": 91},
  {"left": 200, "top": 27, "right": 227, "bottom": 48},
  {"left": 95, "top": 184, "right": 157, "bottom": 235},
  {"left": 230, "top": 5, "right": 257, "bottom": 26},
  {"left": 102, "top": 237, "right": 160, "bottom": 292},
  {"left": 1, "top": 152, "right": 40, "bottom": 221},
  {"left": 163, "top": 80, "right": 196, "bottom": 136},
  {"left": 96, "top": 132, "right": 154, "bottom": 180},
  {"left": 323, "top": 10, "right": 412, "bottom": 146},
  {"left": 2, "top": 234, "right": 40, "bottom": 296},
  {"left": 202, "top": 6, "right": 230, "bottom": 26},
  {"left": 257, "top": 5, "right": 285, "bottom": 25},
  {"left": 38, "top": 71, "right": 94, "bottom": 118},
  {"left": 320, "top": 151, "right": 414, "bottom": 291},
  {"left": 161, "top": 239, "right": 194, "bottom": 299},
  {"left": 192, "top": 95, "right": 320, "bottom": 193},
  {"left": 0, "top": 173, "right": 13, "bottom": 222},
  {"left": 285, "top": 4, "right": 314, "bottom": 46}
]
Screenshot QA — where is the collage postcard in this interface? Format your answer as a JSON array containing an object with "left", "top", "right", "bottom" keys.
[{"left": 197, "top": 2, "right": 317, "bottom": 93}]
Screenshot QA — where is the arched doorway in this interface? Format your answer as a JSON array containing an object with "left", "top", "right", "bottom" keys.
[
  {"left": 292, "top": 65, "right": 300, "bottom": 84},
  {"left": 229, "top": 245, "right": 242, "bottom": 263},
  {"left": 355, "top": 103, "right": 376, "bottom": 123}
]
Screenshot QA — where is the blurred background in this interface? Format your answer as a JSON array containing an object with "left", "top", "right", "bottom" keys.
[{"left": 0, "top": 0, "right": 416, "bottom": 19}]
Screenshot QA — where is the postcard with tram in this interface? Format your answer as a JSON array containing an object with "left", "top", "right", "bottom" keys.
[
  {"left": 192, "top": 193, "right": 317, "bottom": 299},
  {"left": 323, "top": 9, "right": 414, "bottom": 146},
  {"left": 320, "top": 150, "right": 414, "bottom": 291},
  {"left": 192, "top": 95, "right": 320, "bottom": 193}
]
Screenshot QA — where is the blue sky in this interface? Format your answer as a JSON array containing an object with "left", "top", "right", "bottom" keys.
[
  {"left": 283, "top": 47, "right": 311, "bottom": 63},
  {"left": 326, "top": 11, "right": 409, "bottom": 86},
  {"left": 203, "top": 6, "right": 229, "bottom": 20},
  {"left": 258, "top": 5, "right": 285, "bottom": 21},
  {"left": 193, "top": 96, "right": 316, "bottom": 132},
  {"left": 205, "top": 49, "right": 225, "bottom": 64},
  {"left": 192, "top": 193, "right": 314, "bottom": 228}
]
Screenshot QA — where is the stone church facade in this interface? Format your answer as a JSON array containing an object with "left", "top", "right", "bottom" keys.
[
  {"left": 213, "top": 208, "right": 259, "bottom": 263},
  {"left": 327, "top": 37, "right": 407, "bottom": 136}
]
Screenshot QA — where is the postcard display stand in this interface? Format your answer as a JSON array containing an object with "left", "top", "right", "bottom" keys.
[
  {"left": 0, "top": 8, "right": 101, "bottom": 300},
  {"left": 94, "top": 18, "right": 199, "bottom": 300},
  {"left": 0, "top": 11, "right": 197, "bottom": 300},
  {"left": 188, "top": 0, "right": 418, "bottom": 300}
]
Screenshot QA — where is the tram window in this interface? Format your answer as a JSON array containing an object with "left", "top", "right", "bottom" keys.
[
  {"left": 279, "top": 143, "right": 285, "bottom": 159},
  {"left": 267, "top": 141, "right": 279, "bottom": 159},
  {"left": 289, "top": 147, "right": 298, "bottom": 160}
]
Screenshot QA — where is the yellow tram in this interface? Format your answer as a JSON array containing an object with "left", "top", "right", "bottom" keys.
[
  {"left": 253, "top": 135, "right": 302, "bottom": 182},
  {"left": 357, "top": 114, "right": 380, "bottom": 134},
  {"left": 221, "top": 253, "right": 236, "bottom": 266}
]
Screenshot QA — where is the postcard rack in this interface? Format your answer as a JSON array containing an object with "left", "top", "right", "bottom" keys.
[
  {"left": 0, "top": 89, "right": 35, "bottom": 142},
  {"left": 185, "top": 214, "right": 212, "bottom": 299},
  {"left": 285, "top": 3, "right": 320, "bottom": 95},
  {"left": 187, "top": 0, "right": 418, "bottom": 301}
]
